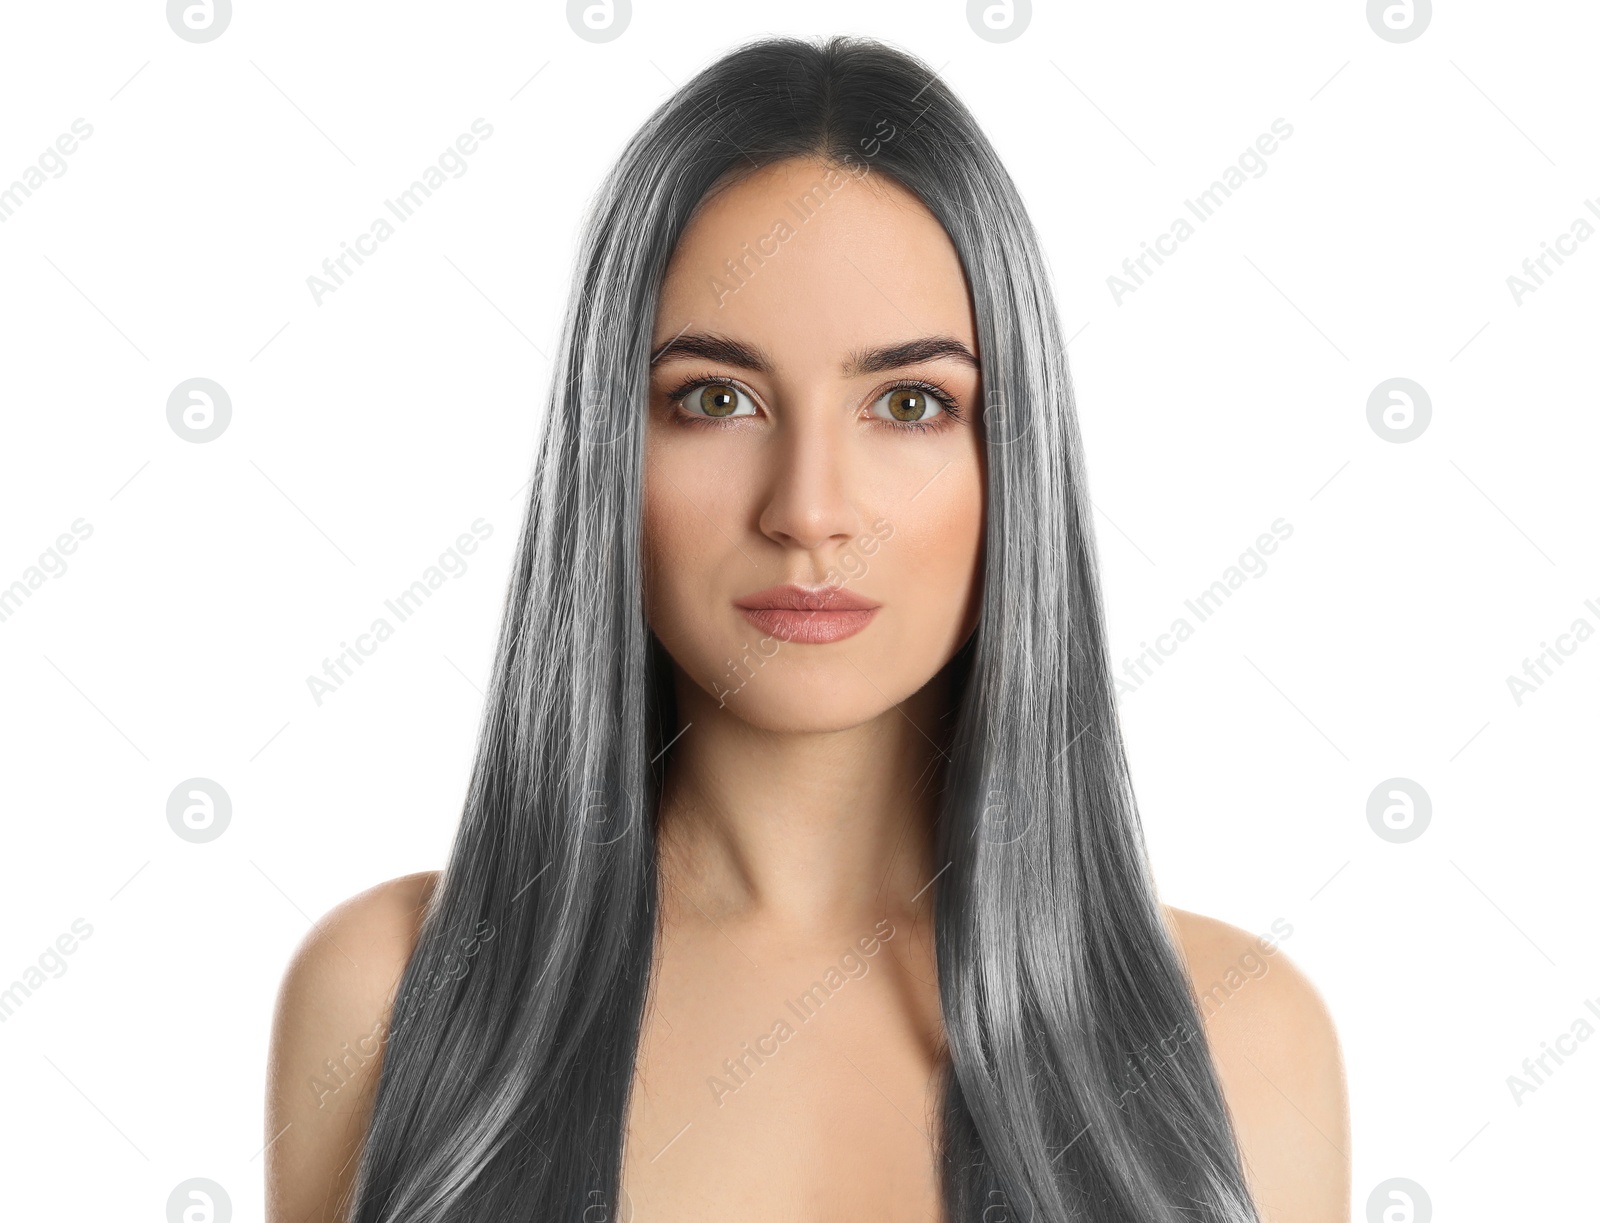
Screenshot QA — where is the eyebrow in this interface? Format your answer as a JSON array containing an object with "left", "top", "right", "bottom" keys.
[{"left": 649, "top": 331, "right": 979, "bottom": 376}]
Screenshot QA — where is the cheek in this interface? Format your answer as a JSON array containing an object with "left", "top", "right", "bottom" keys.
[
  {"left": 642, "top": 473, "right": 686, "bottom": 620},
  {"left": 642, "top": 443, "right": 741, "bottom": 625},
  {"left": 874, "top": 463, "right": 984, "bottom": 642}
]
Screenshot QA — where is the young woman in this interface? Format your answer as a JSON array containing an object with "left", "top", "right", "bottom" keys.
[{"left": 266, "top": 35, "right": 1348, "bottom": 1223}]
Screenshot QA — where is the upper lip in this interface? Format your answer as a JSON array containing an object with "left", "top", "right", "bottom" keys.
[{"left": 733, "top": 583, "right": 881, "bottom": 611}]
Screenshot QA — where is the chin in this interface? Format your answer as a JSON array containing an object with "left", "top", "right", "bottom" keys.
[{"left": 697, "top": 661, "right": 911, "bottom": 734}]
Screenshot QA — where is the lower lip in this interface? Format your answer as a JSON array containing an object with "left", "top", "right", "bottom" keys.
[{"left": 736, "top": 606, "right": 879, "bottom": 644}]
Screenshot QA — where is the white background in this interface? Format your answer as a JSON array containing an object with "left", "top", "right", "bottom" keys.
[{"left": 0, "top": 1, "right": 1593, "bottom": 1219}]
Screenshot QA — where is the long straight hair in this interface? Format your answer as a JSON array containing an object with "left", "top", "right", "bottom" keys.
[{"left": 348, "top": 34, "right": 1261, "bottom": 1223}]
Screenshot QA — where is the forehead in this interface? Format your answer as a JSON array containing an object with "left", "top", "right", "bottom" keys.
[{"left": 654, "top": 157, "right": 975, "bottom": 362}]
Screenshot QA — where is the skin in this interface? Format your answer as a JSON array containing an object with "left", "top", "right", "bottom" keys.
[
  {"left": 264, "top": 156, "right": 1350, "bottom": 1222},
  {"left": 626, "top": 155, "right": 983, "bottom": 1220}
]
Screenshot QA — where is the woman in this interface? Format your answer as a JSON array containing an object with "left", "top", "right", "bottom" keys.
[{"left": 265, "top": 34, "right": 1348, "bottom": 1222}]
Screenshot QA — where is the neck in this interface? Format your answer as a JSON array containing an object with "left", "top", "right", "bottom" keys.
[{"left": 653, "top": 661, "right": 953, "bottom": 939}]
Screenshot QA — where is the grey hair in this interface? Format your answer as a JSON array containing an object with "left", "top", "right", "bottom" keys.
[{"left": 347, "top": 34, "right": 1261, "bottom": 1223}]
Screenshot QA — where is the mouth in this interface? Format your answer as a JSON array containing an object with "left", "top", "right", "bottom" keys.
[{"left": 732, "top": 583, "right": 881, "bottom": 644}]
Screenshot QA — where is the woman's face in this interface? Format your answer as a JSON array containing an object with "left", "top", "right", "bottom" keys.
[{"left": 643, "top": 155, "right": 985, "bottom": 733}]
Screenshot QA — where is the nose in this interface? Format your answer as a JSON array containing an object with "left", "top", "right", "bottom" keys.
[{"left": 756, "top": 402, "right": 866, "bottom": 552}]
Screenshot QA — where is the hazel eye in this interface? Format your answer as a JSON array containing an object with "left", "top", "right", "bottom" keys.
[
  {"left": 682, "top": 382, "right": 756, "bottom": 419},
  {"left": 871, "top": 386, "right": 945, "bottom": 425}
]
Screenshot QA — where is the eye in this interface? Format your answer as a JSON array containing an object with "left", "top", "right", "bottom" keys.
[
  {"left": 677, "top": 380, "right": 757, "bottom": 420},
  {"left": 869, "top": 384, "right": 953, "bottom": 427}
]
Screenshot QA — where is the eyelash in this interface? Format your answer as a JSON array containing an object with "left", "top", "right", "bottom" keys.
[{"left": 660, "top": 371, "right": 965, "bottom": 433}]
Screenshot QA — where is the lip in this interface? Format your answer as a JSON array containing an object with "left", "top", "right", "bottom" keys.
[
  {"left": 732, "top": 583, "right": 881, "bottom": 644},
  {"left": 733, "top": 583, "right": 881, "bottom": 612}
]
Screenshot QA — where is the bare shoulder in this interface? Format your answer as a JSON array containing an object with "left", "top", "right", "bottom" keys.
[
  {"left": 1160, "top": 905, "right": 1351, "bottom": 1223},
  {"left": 265, "top": 870, "right": 442, "bottom": 1223}
]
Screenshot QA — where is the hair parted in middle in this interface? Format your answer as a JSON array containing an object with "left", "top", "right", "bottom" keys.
[{"left": 344, "top": 34, "right": 1264, "bottom": 1223}]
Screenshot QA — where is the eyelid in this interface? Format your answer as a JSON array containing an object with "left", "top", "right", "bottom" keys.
[
  {"left": 869, "top": 378, "right": 961, "bottom": 417},
  {"left": 663, "top": 372, "right": 763, "bottom": 418},
  {"left": 659, "top": 369, "right": 963, "bottom": 426}
]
